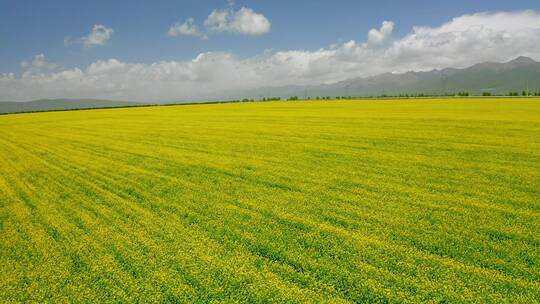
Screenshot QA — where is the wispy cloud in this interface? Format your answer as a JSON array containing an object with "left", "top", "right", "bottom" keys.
[
  {"left": 168, "top": 18, "right": 207, "bottom": 39},
  {"left": 204, "top": 7, "right": 271, "bottom": 35},
  {"left": 65, "top": 24, "right": 114, "bottom": 48},
  {"left": 82, "top": 24, "right": 114, "bottom": 47},
  {"left": 20, "top": 54, "right": 58, "bottom": 75}
]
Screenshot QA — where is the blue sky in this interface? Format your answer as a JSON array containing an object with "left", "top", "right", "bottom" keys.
[
  {"left": 1, "top": 0, "right": 540, "bottom": 101},
  {"left": 2, "top": 0, "right": 539, "bottom": 73}
]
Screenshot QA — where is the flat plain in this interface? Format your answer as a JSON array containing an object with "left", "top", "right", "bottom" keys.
[{"left": 0, "top": 98, "right": 539, "bottom": 302}]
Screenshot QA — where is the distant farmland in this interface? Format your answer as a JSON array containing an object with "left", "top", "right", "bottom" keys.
[{"left": 0, "top": 99, "right": 539, "bottom": 302}]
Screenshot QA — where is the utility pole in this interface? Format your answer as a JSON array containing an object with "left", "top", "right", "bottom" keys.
[
  {"left": 526, "top": 79, "right": 529, "bottom": 97},
  {"left": 440, "top": 72, "right": 448, "bottom": 96}
]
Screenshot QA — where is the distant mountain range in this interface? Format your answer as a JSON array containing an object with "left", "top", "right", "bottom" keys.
[
  {"left": 233, "top": 56, "right": 540, "bottom": 99},
  {"left": 0, "top": 99, "right": 144, "bottom": 114},
  {"left": 1, "top": 56, "right": 539, "bottom": 114}
]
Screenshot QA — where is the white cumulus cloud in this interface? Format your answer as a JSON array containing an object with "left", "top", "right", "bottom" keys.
[
  {"left": 168, "top": 18, "right": 207, "bottom": 39},
  {"left": 367, "top": 21, "right": 394, "bottom": 47},
  {"left": 204, "top": 7, "right": 271, "bottom": 35},
  {"left": 82, "top": 24, "right": 114, "bottom": 47},
  {"left": 3, "top": 10, "right": 540, "bottom": 102},
  {"left": 20, "top": 54, "right": 58, "bottom": 76}
]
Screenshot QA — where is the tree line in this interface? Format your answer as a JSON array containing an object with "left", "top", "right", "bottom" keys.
[{"left": 227, "top": 90, "right": 540, "bottom": 103}]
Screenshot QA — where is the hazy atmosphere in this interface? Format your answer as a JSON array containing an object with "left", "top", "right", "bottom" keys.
[{"left": 2, "top": 0, "right": 540, "bottom": 101}]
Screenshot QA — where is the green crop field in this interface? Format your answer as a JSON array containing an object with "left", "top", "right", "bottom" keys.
[{"left": 0, "top": 98, "right": 539, "bottom": 303}]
